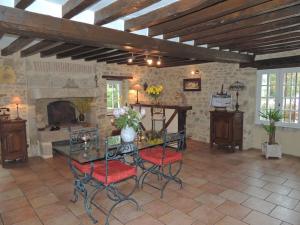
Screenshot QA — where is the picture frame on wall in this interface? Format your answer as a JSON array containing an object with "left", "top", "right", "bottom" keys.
[{"left": 183, "top": 78, "right": 201, "bottom": 91}]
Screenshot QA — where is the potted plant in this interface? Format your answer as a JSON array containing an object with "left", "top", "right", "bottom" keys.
[
  {"left": 72, "top": 98, "right": 92, "bottom": 122},
  {"left": 113, "top": 107, "right": 145, "bottom": 142},
  {"left": 260, "top": 109, "right": 283, "bottom": 159}
]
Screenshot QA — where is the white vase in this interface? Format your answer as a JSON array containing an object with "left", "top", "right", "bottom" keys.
[{"left": 121, "top": 126, "right": 136, "bottom": 142}]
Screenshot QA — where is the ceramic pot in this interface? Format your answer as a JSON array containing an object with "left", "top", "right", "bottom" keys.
[{"left": 121, "top": 126, "right": 136, "bottom": 142}]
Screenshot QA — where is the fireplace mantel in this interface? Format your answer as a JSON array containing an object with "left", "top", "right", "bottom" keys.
[{"left": 30, "top": 88, "right": 99, "bottom": 99}]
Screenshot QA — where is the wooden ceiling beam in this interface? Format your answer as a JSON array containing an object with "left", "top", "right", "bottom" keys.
[
  {"left": 256, "top": 45, "right": 300, "bottom": 54},
  {"left": 245, "top": 40, "right": 300, "bottom": 52},
  {"left": 1, "top": 36, "right": 35, "bottom": 56},
  {"left": 94, "top": 0, "right": 159, "bottom": 26},
  {"left": 0, "top": 5, "right": 253, "bottom": 63},
  {"left": 211, "top": 24, "right": 300, "bottom": 48},
  {"left": 181, "top": 3, "right": 300, "bottom": 42},
  {"left": 231, "top": 35, "right": 300, "bottom": 51},
  {"left": 21, "top": 40, "right": 61, "bottom": 57},
  {"left": 14, "top": 0, "right": 35, "bottom": 9},
  {"left": 124, "top": 0, "right": 223, "bottom": 32},
  {"left": 148, "top": 0, "right": 269, "bottom": 37},
  {"left": 86, "top": 50, "right": 127, "bottom": 61},
  {"left": 40, "top": 43, "right": 80, "bottom": 58},
  {"left": 62, "top": 0, "right": 99, "bottom": 19},
  {"left": 71, "top": 48, "right": 112, "bottom": 60},
  {"left": 96, "top": 53, "right": 132, "bottom": 62},
  {"left": 240, "top": 55, "right": 300, "bottom": 69},
  {"left": 56, "top": 46, "right": 97, "bottom": 59},
  {"left": 164, "top": 0, "right": 299, "bottom": 40},
  {"left": 106, "top": 55, "right": 145, "bottom": 64},
  {"left": 195, "top": 16, "right": 300, "bottom": 45}
]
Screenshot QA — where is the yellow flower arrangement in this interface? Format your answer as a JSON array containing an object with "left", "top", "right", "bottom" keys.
[{"left": 146, "top": 85, "right": 163, "bottom": 99}]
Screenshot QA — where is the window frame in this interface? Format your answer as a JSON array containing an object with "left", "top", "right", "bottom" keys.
[
  {"left": 256, "top": 67, "right": 300, "bottom": 129},
  {"left": 106, "top": 80, "right": 122, "bottom": 112}
]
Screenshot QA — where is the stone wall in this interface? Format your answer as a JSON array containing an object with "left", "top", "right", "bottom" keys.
[
  {"left": 1, "top": 51, "right": 300, "bottom": 157},
  {"left": 128, "top": 63, "right": 257, "bottom": 150}
]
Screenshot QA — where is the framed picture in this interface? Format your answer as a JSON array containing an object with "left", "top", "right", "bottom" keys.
[{"left": 183, "top": 78, "right": 201, "bottom": 91}]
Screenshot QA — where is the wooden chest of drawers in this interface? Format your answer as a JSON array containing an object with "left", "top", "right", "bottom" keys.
[{"left": 0, "top": 120, "right": 28, "bottom": 167}]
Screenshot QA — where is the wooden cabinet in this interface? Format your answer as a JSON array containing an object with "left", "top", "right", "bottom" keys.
[
  {"left": 210, "top": 111, "right": 243, "bottom": 151},
  {"left": 0, "top": 120, "right": 28, "bottom": 167}
]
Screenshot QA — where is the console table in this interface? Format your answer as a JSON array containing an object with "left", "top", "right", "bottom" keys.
[
  {"left": 131, "top": 103, "right": 192, "bottom": 148},
  {"left": 210, "top": 111, "right": 243, "bottom": 151}
]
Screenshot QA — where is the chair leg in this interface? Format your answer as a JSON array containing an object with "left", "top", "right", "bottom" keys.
[{"left": 138, "top": 160, "right": 183, "bottom": 198}]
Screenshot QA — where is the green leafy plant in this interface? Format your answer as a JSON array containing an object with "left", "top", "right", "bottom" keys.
[
  {"left": 113, "top": 107, "right": 145, "bottom": 132},
  {"left": 259, "top": 109, "right": 283, "bottom": 145},
  {"left": 72, "top": 98, "right": 93, "bottom": 114}
]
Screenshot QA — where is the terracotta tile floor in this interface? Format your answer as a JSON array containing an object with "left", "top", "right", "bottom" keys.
[{"left": 1, "top": 140, "right": 300, "bottom": 225}]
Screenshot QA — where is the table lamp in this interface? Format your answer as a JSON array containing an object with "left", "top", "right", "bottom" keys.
[
  {"left": 132, "top": 84, "right": 143, "bottom": 104},
  {"left": 12, "top": 96, "right": 22, "bottom": 120},
  {"left": 229, "top": 81, "right": 245, "bottom": 111}
]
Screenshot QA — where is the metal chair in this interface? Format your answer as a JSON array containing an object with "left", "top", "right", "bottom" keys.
[
  {"left": 84, "top": 140, "right": 139, "bottom": 225},
  {"left": 138, "top": 130, "right": 185, "bottom": 198},
  {"left": 151, "top": 107, "right": 166, "bottom": 131}
]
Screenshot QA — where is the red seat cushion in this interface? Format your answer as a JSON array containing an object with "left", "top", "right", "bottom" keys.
[
  {"left": 72, "top": 160, "right": 103, "bottom": 174},
  {"left": 139, "top": 146, "right": 182, "bottom": 165},
  {"left": 92, "top": 160, "right": 137, "bottom": 185}
]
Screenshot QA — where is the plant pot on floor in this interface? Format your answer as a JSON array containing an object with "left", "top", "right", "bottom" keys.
[{"left": 262, "top": 142, "right": 282, "bottom": 159}]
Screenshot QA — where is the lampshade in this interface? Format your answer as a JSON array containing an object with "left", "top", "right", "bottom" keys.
[
  {"left": 12, "top": 96, "right": 21, "bottom": 105},
  {"left": 131, "top": 84, "right": 143, "bottom": 91},
  {"left": 229, "top": 81, "right": 245, "bottom": 91}
]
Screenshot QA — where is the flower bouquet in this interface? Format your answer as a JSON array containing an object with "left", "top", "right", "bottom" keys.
[
  {"left": 146, "top": 85, "right": 163, "bottom": 104},
  {"left": 113, "top": 107, "right": 145, "bottom": 142}
]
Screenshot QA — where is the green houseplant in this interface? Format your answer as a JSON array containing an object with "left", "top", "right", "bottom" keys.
[
  {"left": 72, "top": 98, "right": 93, "bottom": 122},
  {"left": 259, "top": 109, "right": 283, "bottom": 159},
  {"left": 259, "top": 109, "right": 283, "bottom": 144}
]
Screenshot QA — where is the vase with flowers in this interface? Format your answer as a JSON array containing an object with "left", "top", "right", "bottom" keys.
[
  {"left": 146, "top": 85, "right": 163, "bottom": 105},
  {"left": 113, "top": 107, "right": 145, "bottom": 142}
]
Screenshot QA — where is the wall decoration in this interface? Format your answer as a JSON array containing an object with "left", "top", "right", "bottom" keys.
[
  {"left": 0, "top": 65, "right": 16, "bottom": 84},
  {"left": 183, "top": 78, "right": 201, "bottom": 91}
]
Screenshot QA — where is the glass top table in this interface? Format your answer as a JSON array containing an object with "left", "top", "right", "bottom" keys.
[{"left": 53, "top": 131, "right": 166, "bottom": 164}]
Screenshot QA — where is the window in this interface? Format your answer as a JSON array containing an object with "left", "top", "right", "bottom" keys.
[
  {"left": 107, "top": 80, "right": 121, "bottom": 111},
  {"left": 256, "top": 68, "right": 300, "bottom": 128}
]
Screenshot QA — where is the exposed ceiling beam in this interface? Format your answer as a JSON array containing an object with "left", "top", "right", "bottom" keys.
[
  {"left": 0, "top": 5, "right": 253, "bottom": 63},
  {"left": 1, "top": 36, "right": 35, "bottom": 56},
  {"left": 106, "top": 54, "right": 145, "bottom": 64},
  {"left": 231, "top": 35, "right": 300, "bottom": 51},
  {"left": 62, "top": 0, "right": 99, "bottom": 19},
  {"left": 244, "top": 41, "right": 300, "bottom": 52},
  {"left": 256, "top": 45, "right": 300, "bottom": 54},
  {"left": 180, "top": 3, "right": 300, "bottom": 42},
  {"left": 124, "top": 0, "right": 223, "bottom": 32},
  {"left": 240, "top": 55, "right": 300, "bottom": 69},
  {"left": 94, "top": 0, "right": 160, "bottom": 26},
  {"left": 85, "top": 50, "right": 127, "bottom": 61},
  {"left": 195, "top": 16, "right": 300, "bottom": 45},
  {"left": 56, "top": 46, "right": 96, "bottom": 59},
  {"left": 71, "top": 48, "right": 112, "bottom": 60},
  {"left": 148, "top": 0, "right": 269, "bottom": 37},
  {"left": 211, "top": 24, "right": 300, "bottom": 48},
  {"left": 40, "top": 43, "right": 80, "bottom": 57},
  {"left": 96, "top": 53, "right": 132, "bottom": 62},
  {"left": 21, "top": 40, "right": 61, "bottom": 57},
  {"left": 14, "top": 0, "right": 35, "bottom": 9},
  {"left": 164, "top": 0, "right": 299, "bottom": 40}
]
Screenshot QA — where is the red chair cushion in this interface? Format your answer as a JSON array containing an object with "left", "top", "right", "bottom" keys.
[
  {"left": 72, "top": 160, "right": 103, "bottom": 174},
  {"left": 139, "top": 146, "right": 182, "bottom": 165},
  {"left": 92, "top": 160, "right": 137, "bottom": 185}
]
